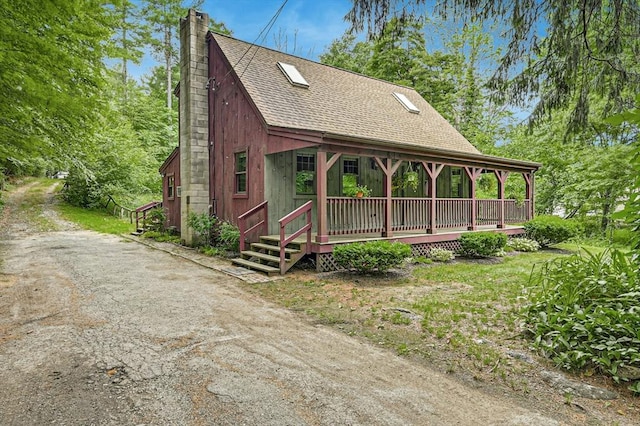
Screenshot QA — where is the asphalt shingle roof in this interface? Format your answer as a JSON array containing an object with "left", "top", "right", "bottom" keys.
[{"left": 211, "top": 33, "right": 481, "bottom": 156}]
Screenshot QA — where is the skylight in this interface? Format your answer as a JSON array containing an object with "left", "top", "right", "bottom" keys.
[
  {"left": 393, "top": 92, "right": 420, "bottom": 114},
  {"left": 277, "top": 62, "right": 309, "bottom": 88}
]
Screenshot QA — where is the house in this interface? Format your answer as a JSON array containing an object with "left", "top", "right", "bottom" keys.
[{"left": 161, "top": 10, "right": 540, "bottom": 274}]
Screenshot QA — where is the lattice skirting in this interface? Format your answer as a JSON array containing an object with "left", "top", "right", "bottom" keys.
[
  {"left": 316, "top": 240, "right": 464, "bottom": 272},
  {"left": 316, "top": 252, "right": 345, "bottom": 272},
  {"left": 410, "top": 241, "right": 462, "bottom": 258}
]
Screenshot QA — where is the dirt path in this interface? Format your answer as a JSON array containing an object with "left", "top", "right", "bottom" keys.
[{"left": 0, "top": 181, "right": 568, "bottom": 425}]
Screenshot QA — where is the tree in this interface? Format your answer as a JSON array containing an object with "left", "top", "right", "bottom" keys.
[
  {"left": 0, "top": 0, "right": 112, "bottom": 169},
  {"left": 321, "top": 17, "right": 508, "bottom": 152},
  {"left": 108, "top": 0, "right": 148, "bottom": 89},
  {"left": 346, "top": 1, "right": 640, "bottom": 129}
]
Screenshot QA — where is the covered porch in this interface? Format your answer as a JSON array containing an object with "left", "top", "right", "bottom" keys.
[{"left": 313, "top": 145, "right": 537, "bottom": 244}]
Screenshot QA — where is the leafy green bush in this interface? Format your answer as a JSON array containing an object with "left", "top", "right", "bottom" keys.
[
  {"left": 187, "top": 212, "right": 218, "bottom": 247},
  {"left": 143, "top": 207, "right": 166, "bottom": 232},
  {"left": 523, "top": 249, "right": 640, "bottom": 385},
  {"left": 458, "top": 232, "right": 507, "bottom": 257},
  {"left": 218, "top": 221, "right": 240, "bottom": 252},
  {"left": 333, "top": 241, "right": 411, "bottom": 273},
  {"left": 524, "top": 215, "right": 579, "bottom": 247},
  {"left": 507, "top": 237, "right": 540, "bottom": 252},
  {"left": 142, "top": 230, "right": 180, "bottom": 243},
  {"left": 429, "top": 247, "right": 455, "bottom": 262}
]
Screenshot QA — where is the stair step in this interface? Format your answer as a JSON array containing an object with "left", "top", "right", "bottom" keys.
[
  {"left": 241, "top": 250, "right": 290, "bottom": 264},
  {"left": 232, "top": 258, "right": 280, "bottom": 275},
  {"left": 251, "top": 243, "right": 300, "bottom": 254}
]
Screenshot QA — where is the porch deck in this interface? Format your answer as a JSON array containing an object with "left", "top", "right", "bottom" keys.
[{"left": 264, "top": 224, "right": 526, "bottom": 254}]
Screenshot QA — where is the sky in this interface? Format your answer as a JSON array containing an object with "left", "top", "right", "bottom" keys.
[
  {"left": 208, "top": 0, "right": 353, "bottom": 59},
  {"left": 129, "top": 0, "right": 353, "bottom": 80}
]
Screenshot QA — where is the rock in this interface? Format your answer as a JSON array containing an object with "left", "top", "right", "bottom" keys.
[
  {"left": 618, "top": 365, "right": 640, "bottom": 381},
  {"left": 540, "top": 370, "right": 618, "bottom": 400},
  {"left": 507, "top": 350, "right": 535, "bottom": 364}
]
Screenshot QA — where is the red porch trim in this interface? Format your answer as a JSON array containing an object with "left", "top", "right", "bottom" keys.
[
  {"left": 494, "top": 170, "right": 509, "bottom": 229},
  {"left": 374, "top": 157, "right": 402, "bottom": 237},
  {"left": 463, "top": 167, "right": 483, "bottom": 230},
  {"left": 422, "top": 162, "right": 444, "bottom": 234}
]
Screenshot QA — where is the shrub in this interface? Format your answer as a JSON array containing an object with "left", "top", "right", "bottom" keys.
[
  {"left": 523, "top": 249, "right": 640, "bottom": 383},
  {"left": 142, "top": 230, "right": 180, "bottom": 243},
  {"left": 507, "top": 237, "right": 540, "bottom": 252},
  {"left": 333, "top": 241, "right": 411, "bottom": 273},
  {"left": 187, "top": 212, "right": 218, "bottom": 247},
  {"left": 524, "top": 215, "right": 579, "bottom": 248},
  {"left": 218, "top": 221, "right": 240, "bottom": 252},
  {"left": 458, "top": 232, "right": 507, "bottom": 257},
  {"left": 143, "top": 207, "right": 166, "bottom": 232},
  {"left": 429, "top": 247, "right": 455, "bottom": 262}
]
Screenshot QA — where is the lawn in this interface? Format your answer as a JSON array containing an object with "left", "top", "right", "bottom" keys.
[{"left": 239, "top": 248, "right": 576, "bottom": 391}]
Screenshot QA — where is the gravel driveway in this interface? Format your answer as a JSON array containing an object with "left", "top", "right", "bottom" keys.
[{"left": 0, "top": 182, "right": 561, "bottom": 425}]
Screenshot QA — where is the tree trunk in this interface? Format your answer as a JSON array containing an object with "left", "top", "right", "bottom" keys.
[{"left": 165, "top": 26, "right": 172, "bottom": 113}]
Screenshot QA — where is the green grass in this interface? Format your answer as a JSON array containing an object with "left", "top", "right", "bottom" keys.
[
  {"left": 238, "top": 248, "right": 581, "bottom": 390},
  {"left": 56, "top": 203, "right": 135, "bottom": 234}
]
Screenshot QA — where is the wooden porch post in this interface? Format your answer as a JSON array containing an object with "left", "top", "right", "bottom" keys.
[
  {"left": 494, "top": 170, "right": 509, "bottom": 229},
  {"left": 464, "top": 167, "right": 483, "bottom": 231},
  {"left": 422, "top": 162, "right": 444, "bottom": 234},
  {"left": 316, "top": 150, "right": 329, "bottom": 243},
  {"left": 316, "top": 151, "right": 342, "bottom": 243},
  {"left": 374, "top": 157, "right": 402, "bottom": 237},
  {"left": 523, "top": 172, "right": 533, "bottom": 221}
]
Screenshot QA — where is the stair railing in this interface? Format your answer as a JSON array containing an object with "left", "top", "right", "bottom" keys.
[
  {"left": 238, "top": 200, "right": 268, "bottom": 251},
  {"left": 278, "top": 201, "right": 313, "bottom": 274},
  {"left": 135, "top": 201, "right": 162, "bottom": 230}
]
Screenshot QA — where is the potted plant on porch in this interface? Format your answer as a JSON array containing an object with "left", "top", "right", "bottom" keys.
[{"left": 346, "top": 184, "right": 371, "bottom": 198}]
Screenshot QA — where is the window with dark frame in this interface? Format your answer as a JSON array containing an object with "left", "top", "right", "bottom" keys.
[
  {"left": 342, "top": 157, "right": 360, "bottom": 196},
  {"left": 296, "top": 153, "right": 316, "bottom": 195},
  {"left": 451, "top": 167, "right": 462, "bottom": 198},
  {"left": 167, "top": 175, "right": 175, "bottom": 199},
  {"left": 235, "top": 151, "right": 247, "bottom": 194}
]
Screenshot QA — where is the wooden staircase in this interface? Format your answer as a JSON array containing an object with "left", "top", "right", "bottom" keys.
[{"left": 232, "top": 236, "right": 307, "bottom": 276}]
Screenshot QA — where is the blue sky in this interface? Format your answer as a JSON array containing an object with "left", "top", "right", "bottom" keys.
[
  {"left": 209, "top": 0, "right": 353, "bottom": 59},
  {"left": 129, "top": 0, "right": 353, "bottom": 80}
]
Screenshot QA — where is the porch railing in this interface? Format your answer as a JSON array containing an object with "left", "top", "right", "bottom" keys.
[
  {"left": 476, "top": 199, "right": 501, "bottom": 226},
  {"left": 505, "top": 200, "right": 530, "bottom": 223},
  {"left": 325, "top": 197, "right": 531, "bottom": 235},
  {"left": 279, "top": 200, "right": 313, "bottom": 274},
  {"left": 436, "top": 199, "right": 472, "bottom": 228},
  {"left": 135, "top": 200, "right": 162, "bottom": 230},
  {"left": 392, "top": 198, "right": 431, "bottom": 232},
  {"left": 327, "top": 197, "right": 385, "bottom": 235},
  {"left": 238, "top": 200, "right": 268, "bottom": 252}
]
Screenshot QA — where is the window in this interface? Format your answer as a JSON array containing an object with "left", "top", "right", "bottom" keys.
[
  {"left": 451, "top": 167, "right": 462, "bottom": 198},
  {"left": 393, "top": 92, "right": 420, "bottom": 114},
  {"left": 277, "top": 62, "right": 309, "bottom": 88},
  {"left": 235, "top": 151, "right": 247, "bottom": 194},
  {"left": 296, "top": 153, "right": 315, "bottom": 195},
  {"left": 342, "top": 157, "right": 359, "bottom": 196},
  {"left": 167, "top": 175, "right": 175, "bottom": 199}
]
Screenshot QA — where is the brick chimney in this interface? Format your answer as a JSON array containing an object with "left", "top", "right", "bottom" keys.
[{"left": 179, "top": 9, "right": 210, "bottom": 245}]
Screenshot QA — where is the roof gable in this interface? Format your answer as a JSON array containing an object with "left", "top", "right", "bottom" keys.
[{"left": 210, "top": 33, "right": 481, "bottom": 156}]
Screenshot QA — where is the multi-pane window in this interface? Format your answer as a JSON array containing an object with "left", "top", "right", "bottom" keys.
[
  {"left": 296, "top": 153, "right": 315, "bottom": 194},
  {"left": 167, "top": 175, "right": 175, "bottom": 199},
  {"left": 342, "top": 157, "right": 359, "bottom": 196},
  {"left": 451, "top": 167, "right": 462, "bottom": 198},
  {"left": 235, "top": 151, "right": 247, "bottom": 194}
]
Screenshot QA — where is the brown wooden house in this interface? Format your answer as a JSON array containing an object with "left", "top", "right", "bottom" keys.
[{"left": 162, "top": 10, "right": 540, "bottom": 274}]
